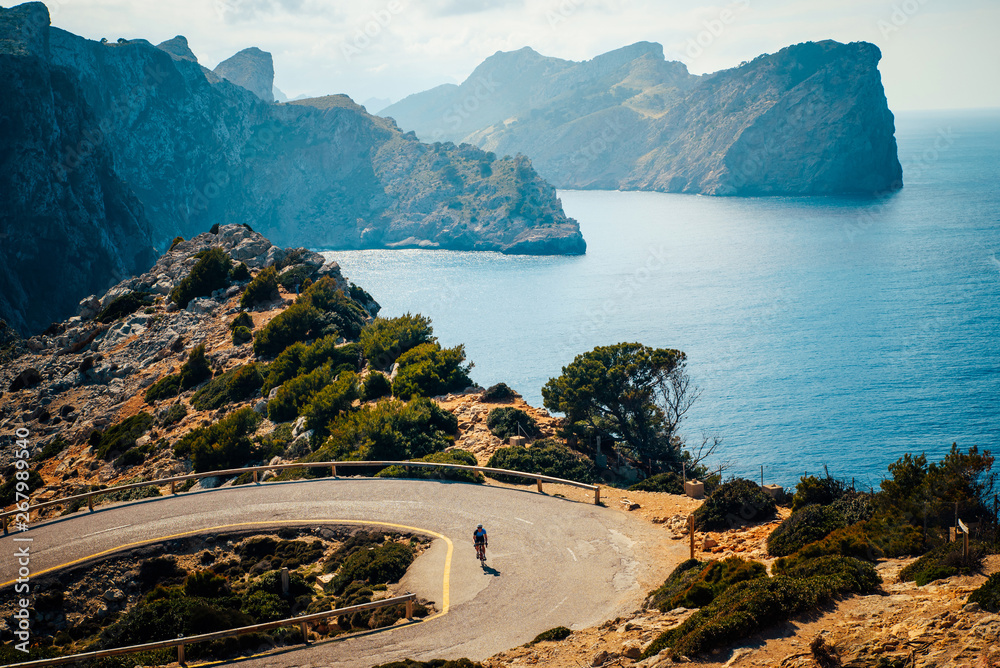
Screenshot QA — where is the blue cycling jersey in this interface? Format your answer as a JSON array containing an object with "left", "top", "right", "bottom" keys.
[{"left": 473, "top": 528, "right": 487, "bottom": 543}]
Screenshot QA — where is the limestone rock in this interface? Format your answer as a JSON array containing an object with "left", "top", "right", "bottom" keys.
[
  {"left": 155, "top": 35, "right": 197, "bottom": 63},
  {"left": 214, "top": 46, "right": 274, "bottom": 102}
]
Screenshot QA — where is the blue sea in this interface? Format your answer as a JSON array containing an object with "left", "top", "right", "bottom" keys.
[{"left": 324, "top": 109, "right": 1000, "bottom": 488}]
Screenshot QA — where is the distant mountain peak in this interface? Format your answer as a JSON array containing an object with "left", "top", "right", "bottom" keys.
[
  {"left": 214, "top": 46, "right": 274, "bottom": 102},
  {"left": 155, "top": 35, "right": 197, "bottom": 63}
]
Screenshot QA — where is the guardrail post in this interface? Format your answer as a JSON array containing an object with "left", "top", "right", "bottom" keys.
[
  {"left": 171, "top": 480, "right": 176, "bottom": 495},
  {"left": 281, "top": 568, "right": 290, "bottom": 596},
  {"left": 536, "top": 479, "right": 543, "bottom": 493},
  {"left": 253, "top": 470, "right": 259, "bottom": 484},
  {"left": 688, "top": 515, "right": 695, "bottom": 560},
  {"left": 300, "top": 621, "right": 309, "bottom": 645},
  {"left": 331, "top": 465, "right": 337, "bottom": 477},
  {"left": 2, "top": 515, "right": 7, "bottom": 535},
  {"left": 88, "top": 494, "right": 94, "bottom": 512},
  {"left": 594, "top": 487, "right": 601, "bottom": 505},
  {"left": 406, "top": 598, "right": 414, "bottom": 620},
  {"left": 178, "top": 640, "right": 185, "bottom": 665}
]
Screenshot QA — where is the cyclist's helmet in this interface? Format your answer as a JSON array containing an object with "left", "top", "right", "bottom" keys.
[{"left": 477, "top": 524, "right": 483, "bottom": 528}]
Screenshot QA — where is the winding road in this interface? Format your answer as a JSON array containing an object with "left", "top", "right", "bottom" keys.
[{"left": 1, "top": 478, "right": 682, "bottom": 667}]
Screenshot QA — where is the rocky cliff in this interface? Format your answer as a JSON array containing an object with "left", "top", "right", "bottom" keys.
[
  {"left": 213, "top": 46, "right": 274, "bottom": 102},
  {"left": 382, "top": 40, "right": 903, "bottom": 196},
  {"left": 0, "top": 2, "right": 584, "bottom": 335}
]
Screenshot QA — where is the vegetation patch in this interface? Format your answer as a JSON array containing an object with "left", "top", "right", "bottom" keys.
[
  {"left": 253, "top": 302, "right": 323, "bottom": 358},
  {"left": 89, "top": 412, "right": 154, "bottom": 460},
  {"left": 481, "top": 382, "right": 516, "bottom": 402},
  {"left": 773, "top": 522, "right": 882, "bottom": 573},
  {"left": 240, "top": 267, "right": 280, "bottom": 308},
  {"left": 392, "top": 342, "right": 473, "bottom": 399},
  {"left": 143, "top": 344, "right": 213, "bottom": 403},
  {"left": 967, "top": 573, "right": 1000, "bottom": 613},
  {"left": 375, "top": 450, "right": 484, "bottom": 484},
  {"left": 329, "top": 540, "right": 414, "bottom": 595},
  {"left": 361, "top": 313, "right": 434, "bottom": 370},
  {"left": 486, "top": 438, "right": 595, "bottom": 484},
  {"left": 191, "top": 363, "right": 265, "bottom": 411},
  {"left": 791, "top": 474, "right": 847, "bottom": 512},
  {"left": 267, "top": 362, "right": 338, "bottom": 423},
  {"left": 174, "top": 407, "right": 262, "bottom": 472},
  {"left": 694, "top": 478, "right": 777, "bottom": 531},
  {"left": 169, "top": 248, "right": 233, "bottom": 308},
  {"left": 898, "top": 540, "right": 986, "bottom": 586},
  {"left": 96, "top": 292, "right": 155, "bottom": 323},
  {"left": 629, "top": 472, "right": 683, "bottom": 494},
  {"left": 0, "top": 469, "right": 44, "bottom": 506},
  {"left": 528, "top": 627, "right": 572, "bottom": 644},
  {"left": 261, "top": 337, "right": 361, "bottom": 394},
  {"left": 767, "top": 504, "right": 847, "bottom": 557},
  {"left": 361, "top": 372, "right": 392, "bottom": 401},
  {"left": 486, "top": 407, "right": 539, "bottom": 441},
  {"left": 648, "top": 557, "right": 766, "bottom": 611},
  {"left": 157, "top": 403, "right": 187, "bottom": 428}
]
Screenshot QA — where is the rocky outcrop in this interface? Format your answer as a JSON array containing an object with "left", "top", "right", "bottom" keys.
[
  {"left": 213, "top": 46, "right": 273, "bottom": 102},
  {"left": 0, "top": 2, "right": 157, "bottom": 336},
  {"left": 382, "top": 40, "right": 903, "bottom": 196},
  {"left": 155, "top": 35, "right": 197, "bottom": 63},
  {"left": 0, "top": 3, "right": 584, "bottom": 335}
]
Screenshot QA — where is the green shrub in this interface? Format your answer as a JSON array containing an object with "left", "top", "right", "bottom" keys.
[
  {"left": 967, "top": 573, "right": 1000, "bottom": 612},
  {"left": 647, "top": 557, "right": 766, "bottom": 611},
  {"left": 91, "top": 412, "right": 154, "bottom": 459},
  {"left": 481, "top": 382, "right": 516, "bottom": 402},
  {"left": 898, "top": 540, "right": 986, "bottom": 585},
  {"left": 241, "top": 267, "right": 280, "bottom": 308},
  {"left": 232, "top": 325, "right": 253, "bottom": 345},
  {"left": 392, "top": 342, "right": 473, "bottom": 399},
  {"left": 230, "top": 312, "right": 254, "bottom": 331},
  {"left": 630, "top": 472, "right": 684, "bottom": 494},
  {"left": 145, "top": 373, "right": 182, "bottom": 403},
  {"left": 647, "top": 559, "right": 707, "bottom": 611},
  {"left": 277, "top": 265, "right": 316, "bottom": 291},
  {"left": 300, "top": 277, "right": 369, "bottom": 341},
  {"left": 0, "top": 469, "right": 44, "bottom": 506},
  {"left": 792, "top": 475, "right": 847, "bottom": 512},
  {"left": 253, "top": 302, "right": 322, "bottom": 358},
  {"left": 831, "top": 491, "right": 877, "bottom": 525},
  {"left": 246, "top": 569, "right": 312, "bottom": 600},
  {"left": 361, "top": 372, "right": 392, "bottom": 401},
  {"left": 184, "top": 570, "right": 229, "bottom": 598},
  {"left": 31, "top": 436, "right": 68, "bottom": 462},
  {"left": 191, "top": 363, "right": 265, "bottom": 411},
  {"left": 486, "top": 407, "right": 539, "bottom": 441},
  {"left": 241, "top": 590, "right": 289, "bottom": 623},
  {"left": 179, "top": 344, "right": 212, "bottom": 390},
  {"left": 268, "top": 363, "right": 336, "bottom": 423},
  {"left": 694, "top": 479, "right": 777, "bottom": 531},
  {"left": 642, "top": 556, "right": 880, "bottom": 660},
  {"left": 169, "top": 236, "right": 185, "bottom": 251},
  {"left": 261, "top": 337, "right": 361, "bottom": 394},
  {"left": 361, "top": 313, "right": 435, "bottom": 370},
  {"left": 97, "top": 291, "right": 154, "bottom": 323},
  {"left": 767, "top": 505, "right": 847, "bottom": 557},
  {"left": 95, "top": 592, "right": 251, "bottom": 651},
  {"left": 304, "top": 371, "right": 359, "bottom": 437},
  {"left": 486, "top": 438, "right": 595, "bottom": 484},
  {"left": 230, "top": 262, "right": 251, "bottom": 281},
  {"left": 330, "top": 541, "right": 414, "bottom": 594},
  {"left": 310, "top": 398, "right": 458, "bottom": 463},
  {"left": 529, "top": 627, "right": 572, "bottom": 644},
  {"left": 174, "top": 408, "right": 262, "bottom": 472},
  {"left": 774, "top": 522, "right": 882, "bottom": 573},
  {"left": 169, "top": 248, "right": 232, "bottom": 308},
  {"left": 376, "top": 450, "right": 483, "bottom": 484},
  {"left": 210, "top": 223, "right": 220, "bottom": 234},
  {"left": 349, "top": 282, "right": 376, "bottom": 308}
]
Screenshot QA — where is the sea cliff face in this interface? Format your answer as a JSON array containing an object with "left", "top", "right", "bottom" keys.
[
  {"left": 382, "top": 40, "right": 903, "bottom": 196},
  {"left": 0, "top": 2, "right": 584, "bottom": 335}
]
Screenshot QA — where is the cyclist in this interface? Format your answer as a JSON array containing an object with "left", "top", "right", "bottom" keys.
[{"left": 473, "top": 523, "right": 488, "bottom": 560}]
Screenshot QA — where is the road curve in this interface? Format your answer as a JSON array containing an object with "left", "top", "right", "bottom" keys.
[{"left": 1, "top": 478, "right": 679, "bottom": 667}]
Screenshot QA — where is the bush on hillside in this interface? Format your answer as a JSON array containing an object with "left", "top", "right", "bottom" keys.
[
  {"left": 261, "top": 337, "right": 361, "bottom": 393},
  {"left": 300, "top": 277, "right": 369, "bottom": 341},
  {"left": 191, "top": 363, "right": 265, "bottom": 411},
  {"left": 392, "top": 342, "right": 473, "bottom": 399},
  {"left": 303, "top": 371, "right": 359, "bottom": 437},
  {"left": 97, "top": 291, "right": 155, "bottom": 323},
  {"left": 486, "top": 438, "right": 595, "bottom": 484},
  {"left": 169, "top": 236, "right": 185, "bottom": 251},
  {"left": 169, "top": 248, "right": 232, "bottom": 308},
  {"left": 831, "top": 490, "right": 877, "bottom": 525},
  {"left": 486, "top": 407, "right": 540, "bottom": 441},
  {"left": 230, "top": 262, "right": 251, "bottom": 281},
  {"left": 898, "top": 540, "right": 986, "bottom": 586},
  {"left": 361, "top": 314, "right": 435, "bottom": 370},
  {"left": 767, "top": 504, "right": 847, "bottom": 557},
  {"left": 309, "top": 398, "right": 458, "bottom": 463},
  {"left": 90, "top": 412, "right": 154, "bottom": 459},
  {"left": 267, "top": 363, "right": 338, "bottom": 423},
  {"left": 630, "top": 472, "right": 684, "bottom": 494},
  {"left": 157, "top": 403, "right": 187, "bottom": 428},
  {"left": 232, "top": 325, "right": 253, "bottom": 345},
  {"left": 773, "top": 522, "right": 882, "bottom": 573},
  {"left": 330, "top": 540, "right": 414, "bottom": 595},
  {"left": 792, "top": 475, "right": 847, "bottom": 511},
  {"left": 529, "top": 627, "right": 572, "bottom": 644},
  {"left": 967, "top": 573, "right": 1000, "bottom": 613},
  {"left": 145, "top": 374, "right": 182, "bottom": 403},
  {"left": 173, "top": 408, "right": 262, "bottom": 472},
  {"left": 648, "top": 557, "right": 766, "bottom": 611},
  {"left": 277, "top": 265, "right": 316, "bottom": 291},
  {"left": 240, "top": 267, "right": 280, "bottom": 308},
  {"left": 230, "top": 312, "right": 254, "bottom": 331},
  {"left": 375, "top": 450, "right": 483, "bottom": 484},
  {"left": 252, "top": 302, "right": 322, "bottom": 358},
  {"left": 179, "top": 343, "right": 212, "bottom": 390},
  {"left": 694, "top": 478, "right": 777, "bottom": 531},
  {"left": 481, "top": 382, "right": 516, "bottom": 402},
  {"left": 361, "top": 372, "right": 392, "bottom": 401}
]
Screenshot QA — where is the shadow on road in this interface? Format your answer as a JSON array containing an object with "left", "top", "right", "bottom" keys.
[{"left": 481, "top": 564, "right": 501, "bottom": 576}]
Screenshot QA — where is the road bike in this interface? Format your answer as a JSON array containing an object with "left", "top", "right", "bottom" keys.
[{"left": 475, "top": 541, "right": 487, "bottom": 564}]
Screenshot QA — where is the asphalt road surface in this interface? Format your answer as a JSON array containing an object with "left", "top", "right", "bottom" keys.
[{"left": 1, "top": 478, "right": 679, "bottom": 667}]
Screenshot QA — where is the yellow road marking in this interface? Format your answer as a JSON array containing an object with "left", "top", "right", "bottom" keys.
[{"left": 1, "top": 519, "right": 453, "bottom": 617}]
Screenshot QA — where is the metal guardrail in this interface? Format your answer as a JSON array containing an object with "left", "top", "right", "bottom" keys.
[
  {"left": 1, "top": 593, "right": 417, "bottom": 667},
  {"left": 1, "top": 460, "right": 602, "bottom": 532}
]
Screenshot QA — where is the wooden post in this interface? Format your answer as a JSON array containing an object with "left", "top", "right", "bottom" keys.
[
  {"left": 281, "top": 568, "right": 290, "bottom": 596},
  {"left": 331, "top": 465, "right": 337, "bottom": 477},
  {"left": 178, "top": 643, "right": 185, "bottom": 666},
  {"left": 88, "top": 494, "right": 94, "bottom": 512},
  {"left": 300, "top": 621, "right": 309, "bottom": 645},
  {"left": 2, "top": 515, "right": 7, "bottom": 535},
  {"left": 959, "top": 520, "right": 970, "bottom": 560},
  {"left": 682, "top": 462, "right": 686, "bottom": 485},
  {"left": 760, "top": 465, "right": 764, "bottom": 487},
  {"left": 536, "top": 479, "right": 543, "bottom": 493},
  {"left": 171, "top": 480, "right": 176, "bottom": 495},
  {"left": 406, "top": 598, "right": 414, "bottom": 619},
  {"left": 594, "top": 487, "right": 601, "bottom": 505},
  {"left": 253, "top": 470, "right": 259, "bottom": 484},
  {"left": 688, "top": 515, "right": 695, "bottom": 560}
]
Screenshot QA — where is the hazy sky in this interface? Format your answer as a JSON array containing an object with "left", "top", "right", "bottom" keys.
[{"left": 40, "top": 0, "right": 1000, "bottom": 111}]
